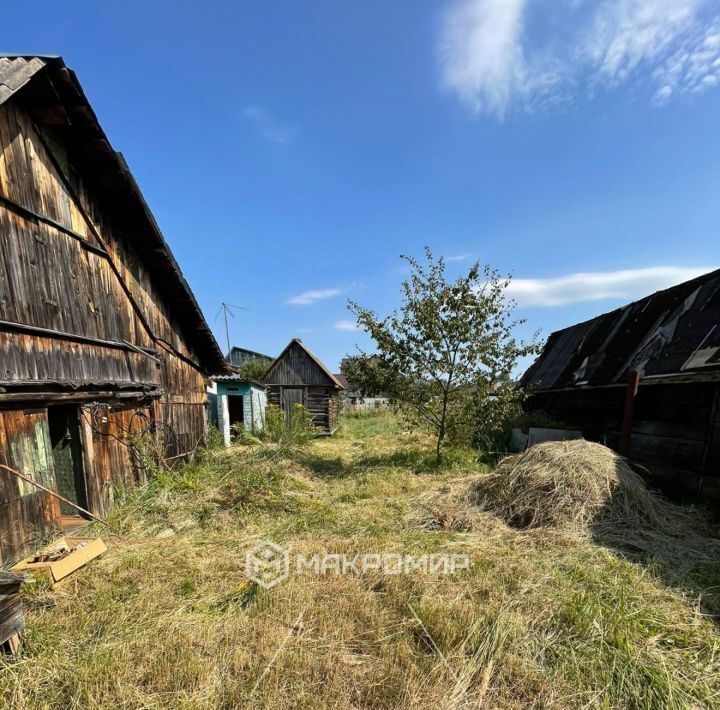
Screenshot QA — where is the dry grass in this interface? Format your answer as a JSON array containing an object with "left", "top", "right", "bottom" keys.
[
  {"left": 1, "top": 413, "right": 719, "bottom": 709},
  {"left": 475, "top": 440, "right": 699, "bottom": 534}
]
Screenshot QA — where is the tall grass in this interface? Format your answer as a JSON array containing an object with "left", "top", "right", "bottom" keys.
[{"left": 1, "top": 410, "right": 718, "bottom": 709}]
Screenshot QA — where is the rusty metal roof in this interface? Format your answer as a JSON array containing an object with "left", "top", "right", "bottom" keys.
[
  {"left": 0, "top": 55, "right": 227, "bottom": 373},
  {"left": 521, "top": 268, "right": 720, "bottom": 391}
]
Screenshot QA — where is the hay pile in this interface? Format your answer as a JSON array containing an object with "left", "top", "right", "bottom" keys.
[
  {"left": 474, "top": 439, "right": 692, "bottom": 536},
  {"left": 410, "top": 439, "right": 720, "bottom": 571}
]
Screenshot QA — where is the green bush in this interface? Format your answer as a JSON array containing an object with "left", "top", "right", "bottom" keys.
[
  {"left": 233, "top": 357, "right": 270, "bottom": 381},
  {"left": 512, "top": 409, "right": 567, "bottom": 433},
  {"left": 260, "top": 403, "right": 316, "bottom": 451}
]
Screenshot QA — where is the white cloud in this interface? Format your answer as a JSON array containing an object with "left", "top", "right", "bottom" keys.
[
  {"left": 652, "top": 21, "right": 720, "bottom": 102},
  {"left": 439, "top": 0, "right": 720, "bottom": 116},
  {"left": 243, "top": 105, "right": 298, "bottom": 144},
  {"left": 334, "top": 320, "right": 359, "bottom": 331},
  {"left": 439, "top": 0, "right": 532, "bottom": 116},
  {"left": 446, "top": 253, "right": 475, "bottom": 262},
  {"left": 506, "top": 265, "right": 715, "bottom": 307},
  {"left": 287, "top": 288, "right": 343, "bottom": 306}
]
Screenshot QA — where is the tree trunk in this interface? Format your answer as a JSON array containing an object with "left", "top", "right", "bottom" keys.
[{"left": 436, "top": 383, "right": 450, "bottom": 465}]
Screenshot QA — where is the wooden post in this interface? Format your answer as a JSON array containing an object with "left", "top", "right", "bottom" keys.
[
  {"left": 618, "top": 371, "right": 641, "bottom": 455},
  {"left": 698, "top": 384, "right": 720, "bottom": 498}
]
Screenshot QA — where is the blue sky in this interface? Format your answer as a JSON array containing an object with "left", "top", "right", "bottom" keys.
[{"left": 5, "top": 0, "right": 720, "bottom": 371}]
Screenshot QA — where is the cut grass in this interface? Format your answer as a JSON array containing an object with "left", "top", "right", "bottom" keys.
[{"left": 1, "top": 411, "right": 719, "bottom": 709}]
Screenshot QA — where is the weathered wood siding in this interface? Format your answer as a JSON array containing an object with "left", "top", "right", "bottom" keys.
[
  {"left": 79, "top": 402, "right": 150, "bottom": 517},
  {"left": 528, "top": 382, "right": 720, "bottom": 501},
  {"left": 0, "top": 408, "right": 59, "bottom": 564},
  {"left": 0, "top": 89, "right": 216, "bottom": 560},
  {"left": 0, "top": 95, "right": 208, "bottom": 410},
  {"left": 264, "top": 341, "right": 336, "bottom": 387}
]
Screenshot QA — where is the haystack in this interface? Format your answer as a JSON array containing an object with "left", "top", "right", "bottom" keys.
[{"left": 473, "top": 439, "right": 691, "bottom": 536}]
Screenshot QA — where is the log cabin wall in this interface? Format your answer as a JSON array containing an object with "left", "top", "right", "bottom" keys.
[{"left": 0, "top": 58, "right": 226, "bottom": 562}]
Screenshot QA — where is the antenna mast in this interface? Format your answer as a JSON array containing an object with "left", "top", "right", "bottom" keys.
[{"left": 214, "top": 302, "right": 250, "bottom": 355}]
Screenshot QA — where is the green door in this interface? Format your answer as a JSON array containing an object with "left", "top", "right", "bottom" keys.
[{"left": 48, "top": 406, "right": 88, "bottom": 516}]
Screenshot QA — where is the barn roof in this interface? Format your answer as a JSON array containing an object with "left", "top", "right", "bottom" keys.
[
  {"left": 521, "top": 268, "right": 720, "bottom": 392},
  {"left": 264, "top": 339, "right": 346, "bottom": 389},
  {"left": 0, "top": 55, "right": 226, "bottom": 373},
  {"left": 226, "top": 346, "right": 274, "bottom": 362}
]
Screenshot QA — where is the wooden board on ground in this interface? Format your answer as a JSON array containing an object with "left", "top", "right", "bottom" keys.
[{"left": 11, "top": 536, "right": 107, "bottom": 587}]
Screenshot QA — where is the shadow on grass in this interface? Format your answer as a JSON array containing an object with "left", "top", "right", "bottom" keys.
[
  {"left": 589, "top": 463, "right": 720, "bottom": 626},
  {"left": 297, "top": 446, "right": 478, "bottom": 479}
]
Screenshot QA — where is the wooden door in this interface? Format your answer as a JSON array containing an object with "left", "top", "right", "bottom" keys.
[
  {"left": 48, "top": 406, "right": 88, "bottom": 516},
  {"left": 282, "top": 387, "right": 305, "bottom": 423}
]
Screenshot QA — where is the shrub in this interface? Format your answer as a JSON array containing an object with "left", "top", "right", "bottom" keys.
[
  {"left": 233, "top": 357, "right": 270, "bottom": 381},
  {"left": 260, "top": 403, "right": 316, "bottom": 451}
]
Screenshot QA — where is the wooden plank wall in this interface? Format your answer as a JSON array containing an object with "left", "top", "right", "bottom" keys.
[
  {"left": 264, "top": 342, "right": 335, "bottom": 387},
  {"left": 0, "top": 408, "right": 60, "bottom": 565},
  {"left": 528, "top": 382, "right": 717, "bottom": 500},
  {"left": 80, "top": 402, "right": 150, "bottom": 517},
  {"left": 267, "top": 385, "right": 336, "bottom": 435},
  {"left": 0, "top": 96, "right": 208, "bottom": 392},
  {"left": 0, "top": 91, "right": 213, "bottom": 558},
  {"left": 306, "top": 388, "right": 332, "bottom": 433}
]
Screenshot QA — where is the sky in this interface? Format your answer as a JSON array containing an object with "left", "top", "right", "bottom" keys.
[{"left": 5, "top": 0, "right": 720, "bottom": 371}]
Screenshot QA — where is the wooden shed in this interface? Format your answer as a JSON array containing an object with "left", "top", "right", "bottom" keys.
[
  {"left": 262, "top": 339, "right": 345, "bottom": 435},
  {"left": 0, "top": 56, "right": 227, "bottom": 563},
  {"left": 521, "top": 268, "right": 720, "bottom": 503}
]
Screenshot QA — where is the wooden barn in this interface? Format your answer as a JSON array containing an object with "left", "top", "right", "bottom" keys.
[
  {"left": 262, "top": 339, "right": 345, "bottom": 435},
  {"left": 0, "top": 56, "right": 226, "bottom": 564},
  {"left": 226, "top": 346, "right": 273, "bottom": 368},
  {"left": 521, "top": 268, "right": 720, "bottom": 503}
]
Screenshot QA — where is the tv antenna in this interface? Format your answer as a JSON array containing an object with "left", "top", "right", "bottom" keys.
[{"left": 214, "top": 302, "right": 250, "bottom": 354}]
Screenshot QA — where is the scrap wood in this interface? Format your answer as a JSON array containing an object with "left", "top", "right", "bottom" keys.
[
  {"left": 0, "top": 571, "right": 26, "bottom": 657},
  {"left": 12, "top": 537, "right": 108, "bottom": 587}
]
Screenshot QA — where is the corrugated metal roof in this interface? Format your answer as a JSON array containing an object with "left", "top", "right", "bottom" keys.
[
  {"left": 0, "top": 55, "right": 227, "bottom": 373},
  {"left": 212, "top": 375, "right": 266, "bottom": 388},
  {"left": 521, "top": 268, "right": 720, "bottom": 391}
]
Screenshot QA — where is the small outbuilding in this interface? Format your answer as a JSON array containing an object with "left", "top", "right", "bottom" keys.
[
  {"left": 208, "top": 376, "right": 267, "bottom": 446},
  {"left": 262, "top": 339, "right": 345, "bottom": 435},
  {"left": 521, "top": 268, "right": 720, "bottom": 502}
]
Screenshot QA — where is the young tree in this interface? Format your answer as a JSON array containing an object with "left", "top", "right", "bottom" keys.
[
  {"left": 346, "top": 248, "right": 537, "bottom": 463},
  {"left": 233, "top": 357, "right": 271, "bottom": 381}
]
